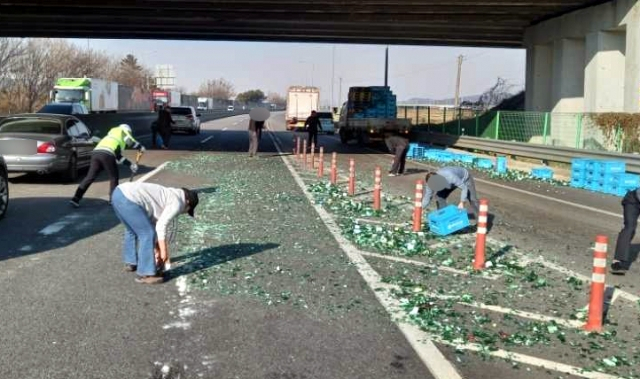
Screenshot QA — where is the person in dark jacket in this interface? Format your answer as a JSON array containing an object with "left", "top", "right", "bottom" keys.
[
  {"left": 385, "top": 135, "right": 409, "bottom": 176},
  {"left": 156, "top": 105, "right": 174, "bottom": 149},
  {"left": 611, "top": 189, "right": 640, "bottom": 275},
  {"left": 304, "top": 110, "right": 322, "bottom": 149}
]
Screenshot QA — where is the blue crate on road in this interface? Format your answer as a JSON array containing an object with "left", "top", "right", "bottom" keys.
[
  {"left": 617, "top": 174, "right": 640, "bottom": 188},
  {"left": 496, "top": 156, "right": 507, "bottom": 174},
  {"left": 601, "top": 161, "right": 626, "bottom": 174},
  {"left": 585, "top": 181, "right": 604, "bottom": 192},
  {"left": 571, "top": 169, "right": 587, "bottom": 180},
  {"left": 570, "top": 178, "right": 586, "bottom": 188},
  {"left": 571, "top": 158, "right": 591, "bottom": 171},
  {"left": 410, "top": 147, "right": 425, "bottom": 159},
  {"left": 531, "top": 167, "right": 554, "bottom": 180},
  {"left": 612, "top": 186, "right": 630, "bottom": 197},
  {"left": 459, "top": 155, "right": 475, "bottom": 164},
  {"left": 476, "top": 158, "right": 494, "bottom": 169},
  {"left": 428, "top": 205, "right": 471, "bottom": 236}
]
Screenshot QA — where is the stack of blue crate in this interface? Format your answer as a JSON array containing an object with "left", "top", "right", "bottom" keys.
[
  {"left": 475, "top": 158, "right": 494, "bottom": 169},
  {"left": 496, "top": 156, "right": 508, "bottom": 174},
  {"left": 531, "top": 167, "right": 554, "bottom": 180},
  {"left": 570, "top": 158, "right": 590, "bottom": 188},
  {"left": 572, "top": 159, "right": 638, "bottom": 196},
  {"left": 428, "top": 205, "right": 470, "bottom": 236},
  {"left": 611, "top": 173, "right": 640, "bottom": 196}
]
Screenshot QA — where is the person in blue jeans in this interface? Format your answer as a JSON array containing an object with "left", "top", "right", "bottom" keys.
[
  {"left": 422, "top": 166, "right": 480, "bottom": 218},
  {"left": 111, "top": 182, "right": 199, "bottom": 284}
]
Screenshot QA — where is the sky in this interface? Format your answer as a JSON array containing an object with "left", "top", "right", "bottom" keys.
[{"left": 69, "top": 39, "right": 526, "bottom": 107}]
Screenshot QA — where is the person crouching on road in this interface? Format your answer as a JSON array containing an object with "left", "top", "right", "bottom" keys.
[
  {"left": 423, "top": 166, "right": 480, "bottom": 218},
  {"left": 111, "top": 182, "right": 199, "bottom": 284},
  {"left": 385, "top": 134, "right": 409, "bottom": 177},
  {"left": 611, "top": 189, "right": 640, "bottom": 275},
  {"left": 70, "top": 124, "right": 145, "bottom": 207}
]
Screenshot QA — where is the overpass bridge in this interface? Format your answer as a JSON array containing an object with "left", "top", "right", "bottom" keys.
[
  {"left": 1, "top": 0, "right": 639, "bottom": 114},
  {"left": 0, "top": 1, "right": 613, "bottom": 47}
]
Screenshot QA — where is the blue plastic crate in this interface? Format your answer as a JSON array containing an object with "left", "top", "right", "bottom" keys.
[
  {"left": 617, "top": 174, "right": 640, "bottom": 188},
  {"left": 531, "top": 167, "right": 554, "bottom": 180},
  {"left": 496, "top": 156, "right": 507, "bottom": 174},
  {"left": 585, "top": 181, "right": 604, "bottom": 192},
  {"left": 476, "top": 158, "right": 494, "bottom": 169},
  {"left": 428, "top": 205, "right": 471, "bottom": 236},
  {"left": 601, "top": 161, "right": 626, "bottom": 174},
  {"left": 437, "top": 152, "right": 455, "bottom": 162},
  {"left": 571, "top": 158, "right": 591, "bottom": 171},
  {"left": 459, "top": 155, "right": 475, "bottom": 164},
  {"left": 571, "top": 169, "right": 587, "bottom": 181},
  {"left": 570, "top": 178, "right": 586, "bottom": 188},
  {"left": 410, "top": 147, "right": 424, "bottom": 159},
  {"left": 603, "top": 183, "right": 618, "bottom": 195}
]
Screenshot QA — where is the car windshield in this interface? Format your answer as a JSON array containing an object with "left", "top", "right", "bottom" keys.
[
  {"left": 317, "top": 112, "right": 333, "bottom": 118},
  {"left": 38, "top": 104, "right": 72, "bottom": 114},
  {"left": 0, "top": 118, "right": 62, "bottom": 134},
  {"left": 171, "top": 107, "right": 192, "bottom": 115},
  {"left": 54, "top": 89, "right": 84, "bottom": 103}
]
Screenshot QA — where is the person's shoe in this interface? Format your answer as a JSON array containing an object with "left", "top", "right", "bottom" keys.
[
  {"left": 388, "top": 173, "right": 398, "bottom": 177},
  {"left": 135, "top": 275, "right": 164, "bottom": 284},
  {"left": 69, "top": 198, "right": 80, "bottom": 208},
  {"left": 611, "top": 261, "right": 628, "bottom": 275},
  {"left": 124, "top": 264, "right": 137, "bottom": 272}
]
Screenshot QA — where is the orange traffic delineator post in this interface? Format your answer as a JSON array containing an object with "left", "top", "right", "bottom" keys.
[
  {"left": 330, "top": 153, "right": 338, "bottom": 185},
  {"left": 348, "top": 158, "right": 356, "bottom": 196},
  {"left": 310, "top": 142, "right": 316, "bottom": 169},
  {"left": 412, "top": 180, "right": 423, "bottom": 232},
  {"left": 373, "top": 166, "right": 382, "bottom": 211},
  {"left": 584, "top": 235, "right": 608, "bottom": 332},
  {"left": 318, "top": 147, "right": 324, "bottom": 178},
  {"left": 474, "top": 199, "right": 489, "bottom": 270},
  {"left": 302, "top": 139, "right": 308, "bottom": 169}
]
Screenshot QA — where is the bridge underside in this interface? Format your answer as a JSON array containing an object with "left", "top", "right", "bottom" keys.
[{"left": 0, "top": 1, "right": 611, "bottom": 47}]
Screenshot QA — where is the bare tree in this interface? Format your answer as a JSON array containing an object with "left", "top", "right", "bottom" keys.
[
  {"left": 197, "top": 78, "right": 235, "bottom": 100},
  {"left": 0, "top": 38, "right": 24, "bottom": 82},
  {"left": 267, "top": 92, "right": 286, "bottom": 106},
  {"left": 8, "top": 40, "right": 53, "bottom": 112},
  {"left": 478, "top": 77, "right": 516, "bottom": 109}
]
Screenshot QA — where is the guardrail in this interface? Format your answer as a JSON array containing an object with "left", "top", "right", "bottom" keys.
[{"left": 414, "top": 130, "right": 640, "bottom": 174}]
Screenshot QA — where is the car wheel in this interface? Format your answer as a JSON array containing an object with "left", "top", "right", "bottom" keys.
[
  {"left": 339, "top": 129, "right": 349, "bottom": 144},
  {"left": 0, "top": 168, "right": 8, "bottom": 220},
  {"left": 64, "top": 154, "right": 78, "bottom": 183}
]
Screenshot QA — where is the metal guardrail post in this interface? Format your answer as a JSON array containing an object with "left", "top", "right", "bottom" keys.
[
  {"left": 495, "top": 111, "right": 501, "bottom": 140},
  {"left": 542, "top": 112, "right": 550, "bottom": 145},
  {"left": 575, "top": 113, "right": 583, "bottom": 149}
]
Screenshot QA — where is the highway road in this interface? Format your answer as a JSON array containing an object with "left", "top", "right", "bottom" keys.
[{"left": 1, "top": 112, "right": 638, "bottom": 379}]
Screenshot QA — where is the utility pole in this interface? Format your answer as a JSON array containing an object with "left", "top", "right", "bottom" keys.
[
  {"left": 338, "top": 77, "right": 343, "bottom": 106},
  {"left": 384, "top": 46, "right": 389, "bottom": 87},
  {"left": 454, "top": 54, "right": 464, "bottom": 107}
]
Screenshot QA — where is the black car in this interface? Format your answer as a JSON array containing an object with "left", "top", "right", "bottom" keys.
[
  {"left": 0, "top": 155, "right": 8, "bottom": 219},
  {"left": 37, "top": 102, "right": 89, "bottom": 115}
]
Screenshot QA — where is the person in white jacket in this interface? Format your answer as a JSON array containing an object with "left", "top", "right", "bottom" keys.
[{"left": 111, "top": 182, "right": 199, "bottom": 284}]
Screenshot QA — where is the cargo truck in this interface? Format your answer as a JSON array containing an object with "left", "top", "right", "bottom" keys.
[
  {"left": 50, "top": 78, "right": 118, "bottom": 113},
  {"left": 197, "top": 97, "right": 214, "bottom": 111},
  {"left": 152, "top": 89, "right": 181, "bottom": 111},
  {"left": 336, "top": 86, "right": 411, "bottom": 145},
  {"left": 286, "top": 86, "right": 319, "bottom": 131}
]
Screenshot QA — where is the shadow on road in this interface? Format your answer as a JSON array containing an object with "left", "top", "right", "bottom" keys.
[
  {"left": 0, "top": 197, "right": 119, "bottom": 262},
  {"left": 165, "top": 242, "right": 280, "bottom": 282}
]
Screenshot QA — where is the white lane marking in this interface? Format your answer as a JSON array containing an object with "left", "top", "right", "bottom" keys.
[
  {"left": 267, "top": 128, "right": 463, "bottom": 379},
  {"left": 136, "top": 162, "right": 169, "bottom": 183},
  {"left": 200, "top": 136, "right": 214, "bottom": 144},
  {"left": 38, "top": 213, "right": 83, "bottom": 236}
]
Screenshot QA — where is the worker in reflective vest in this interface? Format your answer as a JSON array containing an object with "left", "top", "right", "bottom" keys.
[{"left": 70, "top": 124, "right": 145, "bottom": 207}]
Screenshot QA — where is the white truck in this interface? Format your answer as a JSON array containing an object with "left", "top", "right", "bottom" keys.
[
  {"left": 197, "top": 97, "right": 213, "bottom": 111},
  {"left": 337, "top": 86, "right": 411, "bottom": 145},
  {"left": 50, "top": 78, "right": 118, "bottom": 113},
  {"left": 286, "top": 86, "right": 320, "bottom": 131}
]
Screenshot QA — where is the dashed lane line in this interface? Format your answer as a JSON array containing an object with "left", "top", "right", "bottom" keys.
[
  {"left": 267, "top": 127, "right": 463, "bottom": 379},
  {"left": 200, "top": 136, "right": 214, "bottom": 144}
]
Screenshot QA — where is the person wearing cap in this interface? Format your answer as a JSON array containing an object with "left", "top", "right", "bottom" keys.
[
  {"left": 423, "top": 166, "right": 480, "bottom": 217},
  {"left": 70, "top": 124, "right": 145, "bottom": 207},
  {"left": 385, "top": 134, "right": 410, "bottom": 176},
  {"left": 111, "top": 182, "right": 199, "bottom": 284}
]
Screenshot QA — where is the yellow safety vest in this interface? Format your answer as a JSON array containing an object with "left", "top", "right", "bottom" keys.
[{"left": 96, "top": 126, "right": 138, "bottom": 153}]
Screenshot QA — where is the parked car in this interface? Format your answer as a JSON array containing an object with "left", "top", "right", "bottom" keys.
[
  {"left": 0, "top": 114, "right": 99, "bottom": 182},
  {"left": 227, "top": 105, "right": 235, "bottom": 112},
  {"left": 0, "top": 155, "right": 8, "bottom": 219},
  {"left": 317, "top": 112, "right": 336, "bottom": 135},
  {"left": 170, "top": 106, "right": 201, "bottom": 135},
  {"left": 37, "top": 102, "right": 89, "bottom": 115}
]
